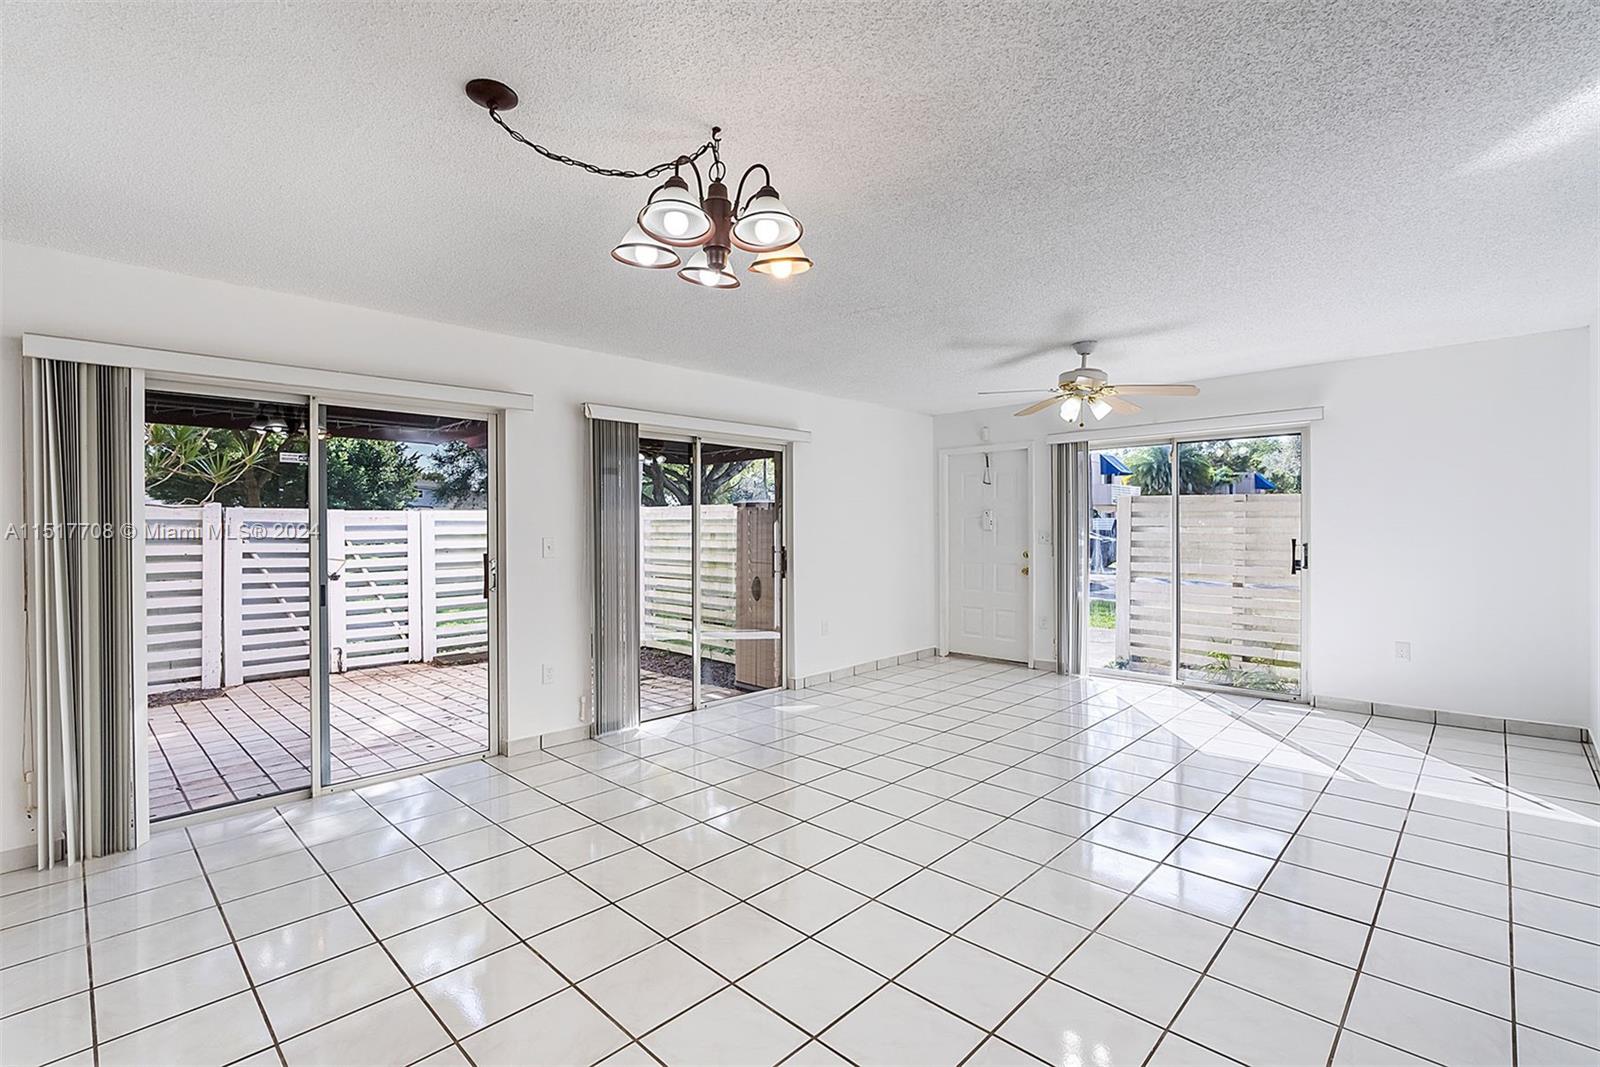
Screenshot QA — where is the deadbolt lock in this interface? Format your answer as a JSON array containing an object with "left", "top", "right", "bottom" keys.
[{"left": 1021, "top": 565, "right": 1031, "bottom": 576}]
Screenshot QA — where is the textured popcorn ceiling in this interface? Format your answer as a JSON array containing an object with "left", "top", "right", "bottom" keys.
[{"left": 3, "top": 1, "right": 1596, "bottom": 412}]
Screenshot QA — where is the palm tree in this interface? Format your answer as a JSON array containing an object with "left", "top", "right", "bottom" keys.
[{"left": 1124, "top": 445, "right": 1216, "bottom": 495}]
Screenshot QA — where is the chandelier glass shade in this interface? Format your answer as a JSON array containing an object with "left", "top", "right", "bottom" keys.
[
  {"left": 678, "top": 249, "right": 740, "bottom": 289},
  {"left": 748, "top": 244, "right": 812, "bottom": 279},
  {"left": 638, "top": 176, "right": 713, "bottom": 247},
  {"left": 730, "top": 187, "right": 802, "bottom": 252},
  {"left": 610, "top": 224, "right": 681, "bottom": 269},
  {"left": 466, "top": 80, "right": 809, "bottom": 291}
]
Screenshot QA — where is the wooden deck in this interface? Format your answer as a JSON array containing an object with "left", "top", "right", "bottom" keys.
[{"left": 147, "top": 661, "right": 488, "bottom": 819}]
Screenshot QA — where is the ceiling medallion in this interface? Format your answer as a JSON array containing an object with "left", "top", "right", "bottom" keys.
[{"left": 466, "top": 78, "right": 811, "bottom": 289}]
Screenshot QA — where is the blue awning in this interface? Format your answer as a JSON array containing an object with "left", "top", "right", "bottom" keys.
[
  {"left": 1099, "top": 454, "right": 1131, "bottom": 476},
  {"left": 1252, "top": 472, "right": 1277, "bottom": 490}
]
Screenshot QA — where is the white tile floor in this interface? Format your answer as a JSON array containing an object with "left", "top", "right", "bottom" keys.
[{"left": 4, "top": 658, "right": 1600, "bottom": 1066}]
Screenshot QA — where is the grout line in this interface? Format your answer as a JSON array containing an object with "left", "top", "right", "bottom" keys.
[
  {"left": 271, "top": 803, "right": 481, "bottom": 1067},
  {"left": 1324, "top": 721, "right": 1432, "bottom": 1066},
  {"left": 56, "top": 660, "right": 1597, "bottom": 1066},
  {"left": 79, "top": 861, "right": 101, "bottom": 1067},
  {"left": 181, "top": 823, "right": 288, "bottom": 1067},
  {"left": 1506, "top": 725, "right": 1520, "bottom": 1067}
]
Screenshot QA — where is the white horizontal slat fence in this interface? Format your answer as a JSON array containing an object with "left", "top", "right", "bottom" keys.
[
  {"left": 144, "top": 506, "right": 489, "bottom": 694},
  {"left": 1120, "top": 493, "right": 1302, "bottom": 692},
  {"left": 640, "top": 505, "right": 737, "bottom": 662}
]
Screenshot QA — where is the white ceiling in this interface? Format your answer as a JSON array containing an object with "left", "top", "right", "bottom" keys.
[{"left": 4, "top": 2, "right": 1596, "bottom": 413}]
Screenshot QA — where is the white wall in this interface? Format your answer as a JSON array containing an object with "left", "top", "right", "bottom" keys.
[
  {"left": 0, "top": 242, "right": 938, "bottom": 861},
  {"left": 936, "top": 328, "right": 1595, "bottom": 729}
]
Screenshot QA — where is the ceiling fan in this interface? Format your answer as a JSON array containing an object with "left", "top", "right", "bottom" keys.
[{"left": 979, "top": 340, "right": 1199, "bottom": 424}]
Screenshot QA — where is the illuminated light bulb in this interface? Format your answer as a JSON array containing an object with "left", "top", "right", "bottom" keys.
[
  {"left": 731, "top": 185, "right": 802, "bottom": 252},
  {"left": 638, "top": 176, "right": 711, "bottom": 246},
  {"left": 1060, "top": 396, "right": 1083, "bottom": 422},
  {"left": 678, "top": 249, "right": 740, "bottom": 289},
  {"left": 611, "top": 224, "right": 681, "bottom": 269},
  {"left": 1088, "top": 397, "right": 1113, "bottom": 420},
  {"left": 747, "top": 244, "right": 812, "bottom": 278}
]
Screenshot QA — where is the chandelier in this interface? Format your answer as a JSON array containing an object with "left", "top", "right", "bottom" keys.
[{"left": 466, "top": 79, "right": 811, "bottom": 289}]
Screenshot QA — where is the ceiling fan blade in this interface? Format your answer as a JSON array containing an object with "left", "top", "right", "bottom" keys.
[
  {"left": 978, "top": 389, "right": 1054, "bottom": 396},
  {"left": 1113, "top": 384, "right": 1200, "bottom": 396},
  {"left": 992, "top": 343, "right": 1073, "bottom": 368},
  {"left": 1013, "top": 396, "right": 1064, "bottom": 417},
  {"left": 1104, "top": 395, "right": 1142, "bottom": 415}
]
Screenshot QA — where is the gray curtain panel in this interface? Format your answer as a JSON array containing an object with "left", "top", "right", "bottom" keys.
[
  {"left": 22, "top": 358, "right": 138, "bottom": 866},
  {"left": 1052, "top": 442, "right": 1087, "bottom": 676},
  {"left": 590, "top": 418, "right": 641, "bottom": 735}
]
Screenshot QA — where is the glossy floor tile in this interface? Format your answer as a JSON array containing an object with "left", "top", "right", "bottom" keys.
[{"left": 3, "top": 658, "right": 1598, "bottom": 1065}]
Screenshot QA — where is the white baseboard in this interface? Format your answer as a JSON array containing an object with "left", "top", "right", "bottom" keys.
[
  {"left": 1312, "top": 694, "right": 1589, "bottom": 743},
  {"left": 506, "top": 722, "right": 592, "bottom": 754},
  {"left": 1, "top": 842, "right": 39, "bottom": 874},
  {"left": 790, "top": 646, "right": 938, "bottom": 689}
]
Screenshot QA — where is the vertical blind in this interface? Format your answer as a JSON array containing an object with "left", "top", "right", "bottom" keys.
[
  {"left": 22, "top": 358, "right": 138, "bottom": 865},
  {"left": 590, "top": 418, "right": 641, "bottom": 735},
  {"left": 1052, "top": 442, "right": 1088, "bottom": 677}
]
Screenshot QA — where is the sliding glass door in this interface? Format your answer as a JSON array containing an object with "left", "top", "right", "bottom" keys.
[
  {"left": 142, "top": 389, "right": 499, "bottom": 820},
  {"left": 639, "top": 437, "right": 696, "bottom": 717},
  {"left": 698, "top": 442, "right": 784, "bottom": 705},
  {"left": 143, "top": 388, "right": 316, "bottom": 818},
  {"left": 1085, "top": 443, "right": 1173, "bottom": 679},
  {"left": 1081, "top": 431, "right": 1305, "bottom": 698},
  {"left": 1175, "top": 435, "right": 1304, "bottom": 695},
  {"left": 315, "top": 403, "right": 495, "bottom": 785},
  {"left": 639, "top": 435, "right": 785, "bottom": 721}
]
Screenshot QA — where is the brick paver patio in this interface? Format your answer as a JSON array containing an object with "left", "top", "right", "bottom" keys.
[
  {"left": 640, "top": 668, "right": 742, "bottom": 719},
  {"left": 147, "top": 661, "right": 489, "bottom": 819}
]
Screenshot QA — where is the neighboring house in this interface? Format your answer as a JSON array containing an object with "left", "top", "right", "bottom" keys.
[
  {"left": 411, "top": 475, "right": 487, "bottom": 509},
  {"left": 1091, "top": 453, "right": 1136, "bottom": 569},
  {"left": 1215, "top": 471, "right": 1278, "bottom": 495}
]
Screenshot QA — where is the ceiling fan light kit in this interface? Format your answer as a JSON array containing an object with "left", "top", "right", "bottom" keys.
[
  {"left": 467, "top": 78, "right": 810, "bottom": 289},
  {"left": 979, "top": 340, "right": 1202, "bottom": 425}
]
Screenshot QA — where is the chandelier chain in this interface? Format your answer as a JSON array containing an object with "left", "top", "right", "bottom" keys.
[{"left": 488, "top": 110, "right": 716, "bottom": 180}]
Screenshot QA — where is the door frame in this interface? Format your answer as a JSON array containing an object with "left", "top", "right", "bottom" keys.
[
  {"left": 635, "top": 428, "right": 793, "bottom": 722},
  {"left": 1073, "top": 425, "right": 1313, "bottom": 703},
  {"left": 937, "top": 442, "right": 1037, "bottom": 666},
  {"left": 137, "top": 379, "right": 507, "bottom": 818},
  {"left": 309, "top": 396, "right": 504, "bottom": 793}
]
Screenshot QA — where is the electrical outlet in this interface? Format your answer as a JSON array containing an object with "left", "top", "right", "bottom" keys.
[
  {"left": 1038, "top": 616, "right": 1050, "bottom": 631},
  {"left": 820, "top": 620, "right": 830, "bottom": 637},
  {"left": 1394, "top": 641, "right": 1411, "bottom": 662},
  {"left": 541, "top": 664, "right": 555, "bottom": 684},
  {"left": 541, "top": 537, "right": 555, "bottom": 558}
]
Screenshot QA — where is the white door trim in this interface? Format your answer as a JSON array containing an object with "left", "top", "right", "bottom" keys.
[{"left": 938, "top": 442, "right": 1036, "bottom": 666}]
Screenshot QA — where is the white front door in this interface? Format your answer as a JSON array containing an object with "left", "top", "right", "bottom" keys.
[{"left": 945, "top": 448, "right": 1030, "bottom": 662}]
